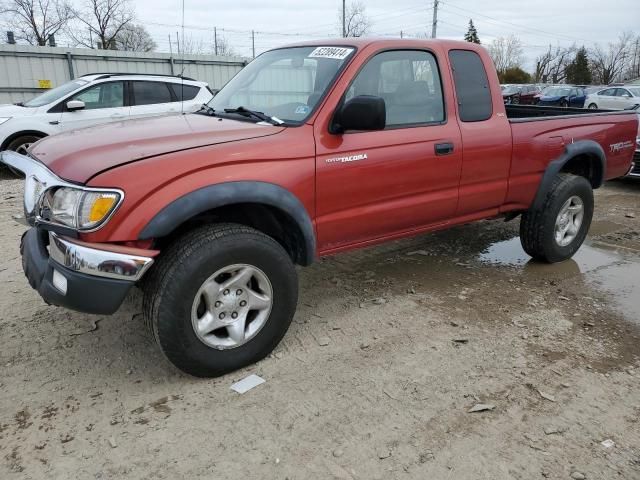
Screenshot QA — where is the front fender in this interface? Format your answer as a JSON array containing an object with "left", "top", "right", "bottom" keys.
[{"left": 138, "top": 181, "right": 316, "bottom": 265}]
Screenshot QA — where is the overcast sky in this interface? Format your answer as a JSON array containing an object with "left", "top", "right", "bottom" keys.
[{"left": 138, "top": 0, "right": 639, "bottom": 68}]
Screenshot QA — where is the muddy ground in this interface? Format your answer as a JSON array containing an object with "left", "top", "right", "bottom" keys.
[{"left": 0, "top": 175, "right": 639, "bottom": 480}]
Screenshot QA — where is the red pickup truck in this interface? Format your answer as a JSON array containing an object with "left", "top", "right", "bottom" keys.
[{"left": 2, "top": 39, "right": 638, "bottom": 377}]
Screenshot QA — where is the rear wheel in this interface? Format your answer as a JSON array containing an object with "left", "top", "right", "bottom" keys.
[
  {"left": 560, "top": 100, "right": 569, "bottom": 108},
  {"left": 143, "top": 223, "right": 298, "bottom": 377},
  {"left": 4, "top": 134, "right": 44, "bottom": 176},
  {"left": 587, "top": 103, "right": 598, "bottom": 109},
  {"left": 520, "top": 174, "right": 593, "bottom": 263}
]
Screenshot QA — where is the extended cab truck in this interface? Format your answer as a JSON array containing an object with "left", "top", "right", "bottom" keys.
[{"left": 2, "top": 39, "right": 638, "bottom": 377}]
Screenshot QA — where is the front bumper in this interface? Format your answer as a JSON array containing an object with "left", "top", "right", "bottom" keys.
[{"left": 21, "top": 228, "right": 155, "bottom": 315}]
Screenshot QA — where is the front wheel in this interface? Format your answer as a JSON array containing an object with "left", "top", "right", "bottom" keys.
[
  {"left": 4, "top": 134, "right": 44, "bottom": 176},
  {"left": 587, "top": 103, "right": 598, "bottom": 109},
  {"left": 520, "top": 174, "right": 594, "bottom": 263},
  {"left": 143, "top": 224, "right": 298, "bottom": 377}
]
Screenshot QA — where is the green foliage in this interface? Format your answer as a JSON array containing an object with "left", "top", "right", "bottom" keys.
[
  {"left": 464, "top": 20, "right": 480, "bottom": 44},
  {"left": 499, "top": 67, "right": 532, "bottom": 84},
  {"left": 565, "top": 47, "right": 592, "bottom": 85}
]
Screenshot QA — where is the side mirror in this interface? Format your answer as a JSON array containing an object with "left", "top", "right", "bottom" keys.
[
  {"left": 332, "top": 95, "right": 386, "bottom": 134},
  {"left": 66, "top": 100, "right": 85, "bottom": 111}
]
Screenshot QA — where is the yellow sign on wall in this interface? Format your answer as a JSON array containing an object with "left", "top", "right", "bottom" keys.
[{"left": 38, "top": 79, "right": 52, "bottom": 89}]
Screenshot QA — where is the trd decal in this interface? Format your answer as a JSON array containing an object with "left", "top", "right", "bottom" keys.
[{"left": 609, "top": 141, "right": 634, "bottom": 153}]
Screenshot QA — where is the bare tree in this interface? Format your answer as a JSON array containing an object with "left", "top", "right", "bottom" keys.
[
  {"left": 590, "top": 32, "right": 633, "bottom": 85},
  {"left": 533, "top": 44, "right": 576, "bottom": 83},
  {"left": 180, "top": 35, "right": 206, "bottom": 55},
  {"left": 338, "top": 0, "right": 371, "bottom": 38},
  {"left": 0, "top": 0, "right": 74, "bottom": 46},
  {"left": 488, "top": 35, "right": 524, "bottom": 75},
  {"left": 212, "top": 33, "right": 235, "bottom": 57},
  {"left": 115, "top": 23, "right": 155, "bottom": 51},
  {"left": 69, "top": 0, "right": 133, "bottom": 49}
]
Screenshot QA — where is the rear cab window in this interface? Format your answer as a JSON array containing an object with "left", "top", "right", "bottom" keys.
[{"left": 448, "top": 49, "right": 492, "bottom": 122}]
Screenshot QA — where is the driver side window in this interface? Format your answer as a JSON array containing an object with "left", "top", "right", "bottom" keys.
[
  {"left": 70, "top": 82, "right": 124, "bottom": 110},
  {"left": 346, "top": 50, "right": 445, "bottom": 127}
]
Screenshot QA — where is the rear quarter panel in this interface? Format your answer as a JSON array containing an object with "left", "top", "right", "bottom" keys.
[{"left": 506, "top": 112, "right": 638, "bottom": 209}]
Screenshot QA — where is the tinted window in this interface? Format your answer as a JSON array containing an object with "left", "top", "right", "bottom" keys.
[
  {"left": 346, "top": 50, "right": 444, "bottom": 127},
  {"left": 448, "top": 50, "right": 492, "bottom": 122},
  {"left": 132, "top": 81, "right": 173, "bottom": 105},
  {"left": 169, "top": 83, "right": 201, "bottom": 101},
  {"left": 71, "top": 81, "right": 124, "bottom": 110}
]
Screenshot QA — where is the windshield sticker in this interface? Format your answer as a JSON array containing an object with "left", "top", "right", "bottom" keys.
[
  {"left": 295, "top": 105, "right": 310, "bottom": 115},
  {"left": 309, "top": 47, "right": 354, "bottom": 60}
]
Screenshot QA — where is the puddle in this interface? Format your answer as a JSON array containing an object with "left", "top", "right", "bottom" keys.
[
  {"left": 589, "top": 263, "right": 640, "bottom": 325},
  {"left": 478, "top": 237, "right": 623, "bottom": 273},
  {"left": 479, "top": 236, "right": 640, "bottom": 325}
]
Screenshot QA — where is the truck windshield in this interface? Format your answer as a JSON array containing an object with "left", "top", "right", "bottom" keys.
[
  {"left": 207, "top": 46, "right": 356, "bottom": 124},
  {"left": 23, "top": 79, "right": 89, "bottom": 107}
]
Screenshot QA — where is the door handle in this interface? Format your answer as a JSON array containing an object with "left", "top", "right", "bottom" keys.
[{"left": 435, "top": 142, "right": 454, "bottom": 156}]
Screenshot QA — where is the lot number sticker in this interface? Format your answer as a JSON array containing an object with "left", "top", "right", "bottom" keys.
[
  {"left": 38, "top": 79, "right": 52, "bottom": 89},
  {"left": 308, "top": 47, "right": 354, "bottom": 60}
]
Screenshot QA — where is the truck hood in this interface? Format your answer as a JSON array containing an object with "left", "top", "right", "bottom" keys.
[{"left": 30, "top": 114, "right": 285, "bottom": 183}]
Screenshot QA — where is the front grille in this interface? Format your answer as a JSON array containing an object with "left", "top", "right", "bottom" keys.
[{"left": 631, "top": 150, "right": 640, "bottom": 176}]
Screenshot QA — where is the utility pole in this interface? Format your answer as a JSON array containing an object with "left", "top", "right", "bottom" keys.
[
  {"left": 431, "top": 0, "right": 439, "bottom": 39},
  {"left": 400, "top": 30, "right": 403, "bottom": 39},
  {"left": 175, "top": 31, "right": 180, "bottom": 54},
  {"left": 342, "top": 0, "right": 346, "bottom": 37},
  {"left": 251, "top": 30, "right": 255, "bottom": 59},
  {"left": 214, "top": 26, "right": 218, "bottom": 56}
]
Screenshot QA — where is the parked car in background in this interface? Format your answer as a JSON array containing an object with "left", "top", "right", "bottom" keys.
[
  {"left": 585, "top": 86, "right": 640, "bottom": 110},
  {"left": 502, "top": 84, "right": 541, "bottom": 104},
  {"left": 537, "top": 86, "right": 587, "bottom": 107},
  {"left": 0, "top": 74, "right": 213, "bottom": 156}
]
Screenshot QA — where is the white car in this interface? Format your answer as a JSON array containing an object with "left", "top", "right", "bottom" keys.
[
  {"left": 585, "top": 86, "right": 640, "bottom": 110},
  {"left": 0, "top": 74, "right": 213, "bottom": 156}
]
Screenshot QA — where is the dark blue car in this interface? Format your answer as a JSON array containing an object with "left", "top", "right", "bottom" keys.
[{"left": 537, "top": 86, "right": 586, "bottom": 107}]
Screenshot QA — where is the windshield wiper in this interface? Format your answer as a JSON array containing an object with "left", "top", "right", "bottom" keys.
[{"left": 223, "top": 106, "right": 284, "bottom": 126}]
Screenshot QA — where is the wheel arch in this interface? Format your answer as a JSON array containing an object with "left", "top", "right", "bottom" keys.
[
  {"left": 1, "top": 130, "right": 48, "bottom": 151},
  {"left": 139, "top": 181, "right": 316, "bottom": 266},
  {"left": 532, "top": 140, "right": 605, "bottom": 211}
]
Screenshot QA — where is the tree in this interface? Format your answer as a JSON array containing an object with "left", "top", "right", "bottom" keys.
[
  {"left": 590, "top": 32, "right": 633, "bottom": 85},
  {"left": 488, "top": 35, "right": 524, "bottom": 75},
  {"left": 70, "top": 0, "right": 133, "bottom": 49},
  {"left": 338, "top": 0, "right": 371, "bottom": 38},
  {"left": 115, "top": 23, "right": 155, "bottom": 51},
  {"left": 464, "top": 19, "right": 480, "bottom": 44},
  {"left": 533, "top": 45, "right": 575, "bottom": 83},
  {"left": 212, "top": 33, "right": 235, "bottom": 57},
  {"left": 0, "top": 0, "right": 74, "bottom": 46},
  {"left": 500, "top": 66, "right": 531, "bottom": 84},
  {"left": 565, "top": 47, "right": 591, "bottom": 85}
]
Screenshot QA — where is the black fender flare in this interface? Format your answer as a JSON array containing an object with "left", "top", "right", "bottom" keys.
[
  {"left": 531, "top": 140, "right": 605, "bottom": 210},
  {"left": 139, "top": 181, "right": 316, "bottom": 265}
]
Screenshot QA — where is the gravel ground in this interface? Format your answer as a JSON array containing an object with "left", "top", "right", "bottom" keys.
[{"left": 0, "top": 175, "right": 639, "bottom": 480}]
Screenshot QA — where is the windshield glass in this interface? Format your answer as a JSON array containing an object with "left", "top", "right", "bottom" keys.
[
  {"left": 628, "top": 87, "right": 640, "bottom": 97},
  {"left": 208, "top": 46, "right": 355, "bottom": 124},
  {"left": 502, "top": 85, "right": 521, "bottom": 94},
  {"left": 544, "top": 87, "right": 572, "bottom": 97},
  {"left": 23, "top": 79, "right": 90, "bottom": 107}
]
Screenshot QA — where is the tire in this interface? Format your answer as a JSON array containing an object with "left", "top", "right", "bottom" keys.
[
  {"left": 560, "top": 100, "right": 569, "bottom": 108},
  {"left": 588, "top": 103, "right": 598, "bottom": 109},
  {"left": 143, "top": 223, "right": 298, "bottom": 377},
  {"left": 4, "top": 134, "right": 44, "bottom": 176},
  {"left": 520, "top": 174, "right": 594, "bottom": 263},
  {"left": 513, "top": 96, "right": 520, "bottom": 105}
]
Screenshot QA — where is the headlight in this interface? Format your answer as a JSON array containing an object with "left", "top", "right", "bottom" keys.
[
  {"left": 40, "top": 187, "right": 121, "bottom": 230},
  {"left": 0, "top": 117, "right": 10, "bottom": 125}
]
